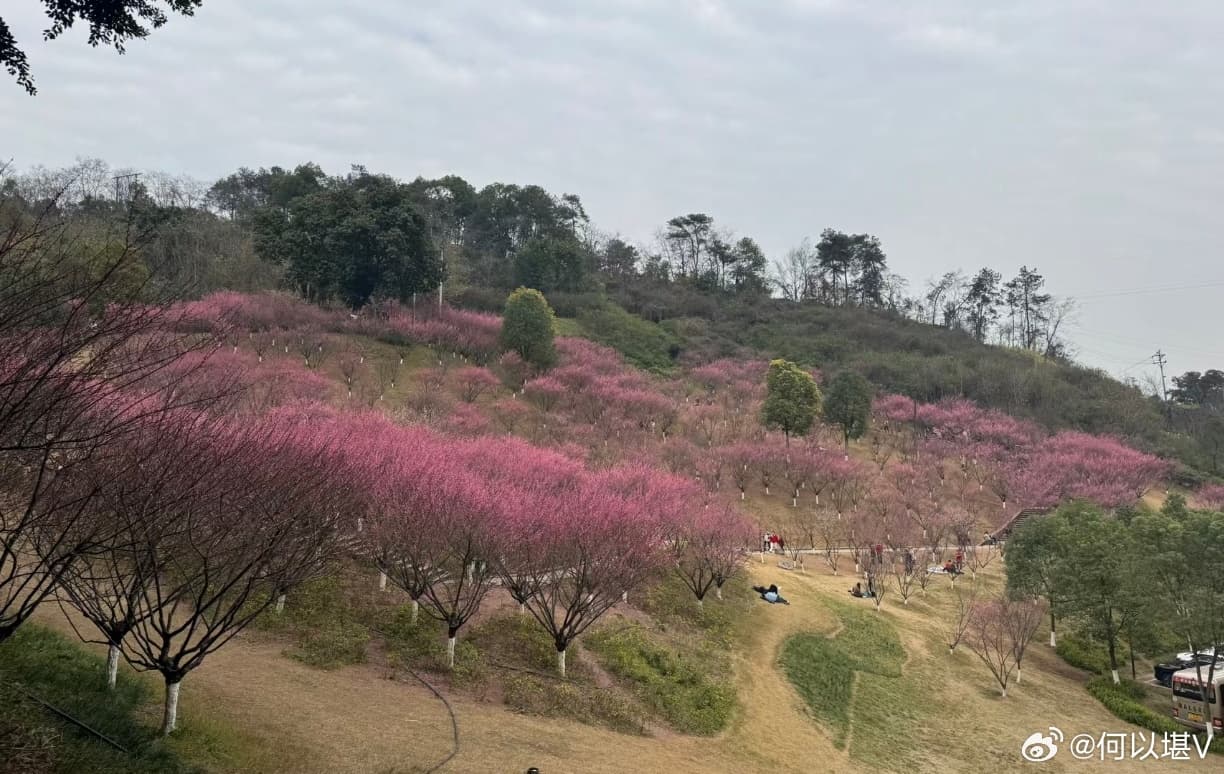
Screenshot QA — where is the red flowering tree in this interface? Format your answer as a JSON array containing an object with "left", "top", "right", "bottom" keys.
[{"left": 670, "top": 504, "right": 753, "bottom": 609}]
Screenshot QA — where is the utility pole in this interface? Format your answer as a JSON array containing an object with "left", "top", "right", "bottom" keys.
[
  {"left": 112, "top": 172, "right": 140, "bottom": 204},
  {"left": 1153, "top": 350, "right": 1171, "bottom": 421}
]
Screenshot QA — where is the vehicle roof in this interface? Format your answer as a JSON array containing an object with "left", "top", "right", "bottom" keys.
[{"left": 1172, "top": 666, "right": 1224, "bottom": 683}]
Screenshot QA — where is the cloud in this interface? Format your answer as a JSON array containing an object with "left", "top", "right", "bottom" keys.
[
  {"left": 3, "top": 0, "right": 1224, "bottom": 376},
  {"left": 895, "top": 22, "right": 1004, "bottom": 57}
]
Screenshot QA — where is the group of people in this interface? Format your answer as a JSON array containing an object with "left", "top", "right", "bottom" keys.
[{"left": 761, "top": 532, "right": 785, "bottom": 553}]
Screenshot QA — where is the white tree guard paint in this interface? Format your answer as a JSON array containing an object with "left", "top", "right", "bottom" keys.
[
  {"left": 447, "top": 636, "right": 456, "bottom": 668},
  {"left": 106, "top": 644, "right": 120, "bottom": 689},
  {"left": 275, "top": 594, "right": 286, "bottom": 614},
  {"left": 163, "top": 681, "right": 181, "bottom": 735},
  {"left": 378, "top": 571, "right": 387, "bottom": 591},
  {"left": 1111, "top": 669, "right": 1120, "bottom": 685},
  {"left": 1049, "top": 631, "right": 1057, "bottom": 647},
  {"left": 715, "top": 586, "right": 723, "bottom": 600},
  {"left": 558, "top": 649, "right": 567, "bottom": 677},
  {"left": 410, "top": 599, "right": 419, "bottom": 624}
]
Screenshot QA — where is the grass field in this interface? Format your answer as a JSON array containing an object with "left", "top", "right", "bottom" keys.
[{"left": 5, "top": 558, "right": 1214, "bottom": 774}]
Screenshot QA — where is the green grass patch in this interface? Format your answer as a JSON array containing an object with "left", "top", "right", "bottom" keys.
[
  {"left": 575, "top": 303, "right": 679, "bottom": 372},
  {"left": 778, "top": 600, "right": 905, "bottom": 749},
  {"left": 638, "top": 573, "right": 757, "bottom": 650},
  {"left": 259, "top": 575, "right": 371, "bottom": 670},
  {"left": 0, "top": 625, "right": 198, "bottom": 774},
  {"left": 586, "top": 623, "right": 736, "bottom": 735},
  {"left": 467, "top": 612, "right": 558, "bottom": 674}
]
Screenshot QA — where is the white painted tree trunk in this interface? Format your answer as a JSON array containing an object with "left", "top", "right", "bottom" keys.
[
  {"left": 1111, "top": 669, "right": 1120, "bottom": 685},
  {"left": 162, "top": 680, "right": 182, "bottom": 735},
  {"left": 1000, "top": 686, "right": 1007, "bottom": 698},
  {"left": 715, "top": 586, "right": 723, "bottom": 600},
  {"left": 106, "top": 644, "right": 120, "bottom": 689},
  {"left": 275, "top": 594, "right": 286, "bottom": 614},
  {"left": 1015, "top": 667, "right": 1022, "bottom": 684},
  {"left": 447, "top": 636, "right": 456, "bottom": 668},
  {"left": 697, "top": 598, "right": 704, "bottom": 610},
  {"left": 621, "top": 591, "right": 628, "bottom": 603},
  {"left": 378, "top": 571, "right": 387, "bottom": 592},
  {"left": 518, "top": 601, "right": 526, "bottom": 614},
  {"left": 740, "top": 491, "right": 745, "bottom": 500},
  {"left": 410, "top": 599, "right": 419, "bottom": 625},
  {"left": 1049, "top": 631, "right": 1057, "bottom": 647},
  {"left": 558, "top": 649, "right": 567, "bottom": 677}
]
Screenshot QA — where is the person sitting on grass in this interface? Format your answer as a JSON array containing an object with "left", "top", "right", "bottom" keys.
[{"left": 849, "top": 582, "right": 864, "bottom": 597}]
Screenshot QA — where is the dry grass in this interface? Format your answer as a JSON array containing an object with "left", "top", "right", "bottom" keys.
[{"left": 27, "top": 555, "right": 1212, "bottom": 773}]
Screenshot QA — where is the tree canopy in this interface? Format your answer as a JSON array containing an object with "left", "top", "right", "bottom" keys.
[
  {"left": 501, "top": 287, "right": 556, "bottom": 369},
  {"left": 761, "top": 359, "right": 822, "bottom": 444},
  {"left": 3, "top": 0, "right": 203, "bottom": 95},
  {"left": 823, "top": 371, "right": 873, "bottom": 453},
  {"left": 252, "top": 170, "right": 439, "bottom": 306}
]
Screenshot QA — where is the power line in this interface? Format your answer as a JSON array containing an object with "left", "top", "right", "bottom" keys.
[{"left": 1073, "top": 279, "right": 1224, "bottom": 301}]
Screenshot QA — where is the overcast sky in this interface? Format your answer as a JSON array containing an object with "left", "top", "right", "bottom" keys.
[{"left": 3, "top": 0, "right": 1223, "bottom": 385}]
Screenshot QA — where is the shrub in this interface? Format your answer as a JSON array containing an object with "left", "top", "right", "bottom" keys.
[
  {"left": 289, "top": 621, "right": 369, "bottom": 669},
  {"left": 586, "top": 624, "right": 735, "bottom": 735},
  {"left": 501, "top": 288, "right": 557, "bottom": 368},
  {"left": 1056, "top": 633, "right": 1128, "bottom": 676}
]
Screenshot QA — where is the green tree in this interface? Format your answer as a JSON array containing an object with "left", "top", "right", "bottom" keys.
[
  {"left": 851, "top": 235, "right": 887, "bottom": 306},
  {"left": 761, "top": 359, "right": 822, "bottom": 445},
  {"left": 513, "top": 234, "right": 589, "bottom": 293},
  {"left": 253, "top": 172, "right": 438, "bottom": 306},
  {"left": 1133, "top": 495, "right": 1224, "bottom": 742},
  {"left": 4, "top": 1, "right": 204, "bottom": 95},
  {"left": 1004, "top": 511, "right": 1068, "bottom": 648},
  {"left": 501, "top": 287, "right": 556, "bottom": 369},
  {"left": 1054, "top": 503, "right": 1150, "bottom": 684},
  {"left": 823, "top": 371, "right": 872, "bottom": 454}
]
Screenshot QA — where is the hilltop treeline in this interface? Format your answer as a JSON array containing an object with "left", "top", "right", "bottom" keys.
[{"left": 1, "top": 159, "right": 1211, "bottom": 479}]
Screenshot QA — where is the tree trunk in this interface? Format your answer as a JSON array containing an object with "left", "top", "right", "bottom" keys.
[
  {"left": 557, "top": 648, "right": 567, "bottom": 677},
  {"left": 162, "top": 679, "right": 182, "bottom": 736},
  {"left": 106, "top": 644, "right": 120, "bottom": 690},
  {"left": 379, "top": 571, "right": 387, "bottom": 592},
  {"left": 410, "top": 599, "right": 419, "bottom": 625},
  {"left": 447, "top": 636, "right": 456, "bottom": 668},
  {"left": 1110, "top": 669, "right": 1120, "bottom": 685},
  {"left": 715, "top": 586, "right": 723, "bottom": 600},
  {"left": 696, "top": 597, "right": 704, "bottom": 611},
  {"left": 1049, "top": 610, "right": 1057, "bottom": 647},
  {"left": 621, "top": 591, "right": 628, "bottom": 603},
  {"left": 1015, "top": 667, "right": 1022, "bottom": 684},
  {"left": 1000, "top": 686, "right": 1007, "bottom": 698},
  {"left": 275, "top": 594, "right": 286, "bottom": 614}
]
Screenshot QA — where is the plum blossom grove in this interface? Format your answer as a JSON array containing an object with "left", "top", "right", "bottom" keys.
[{"left": 3, "top": 277, "right": 1189, "bottom": 737}]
